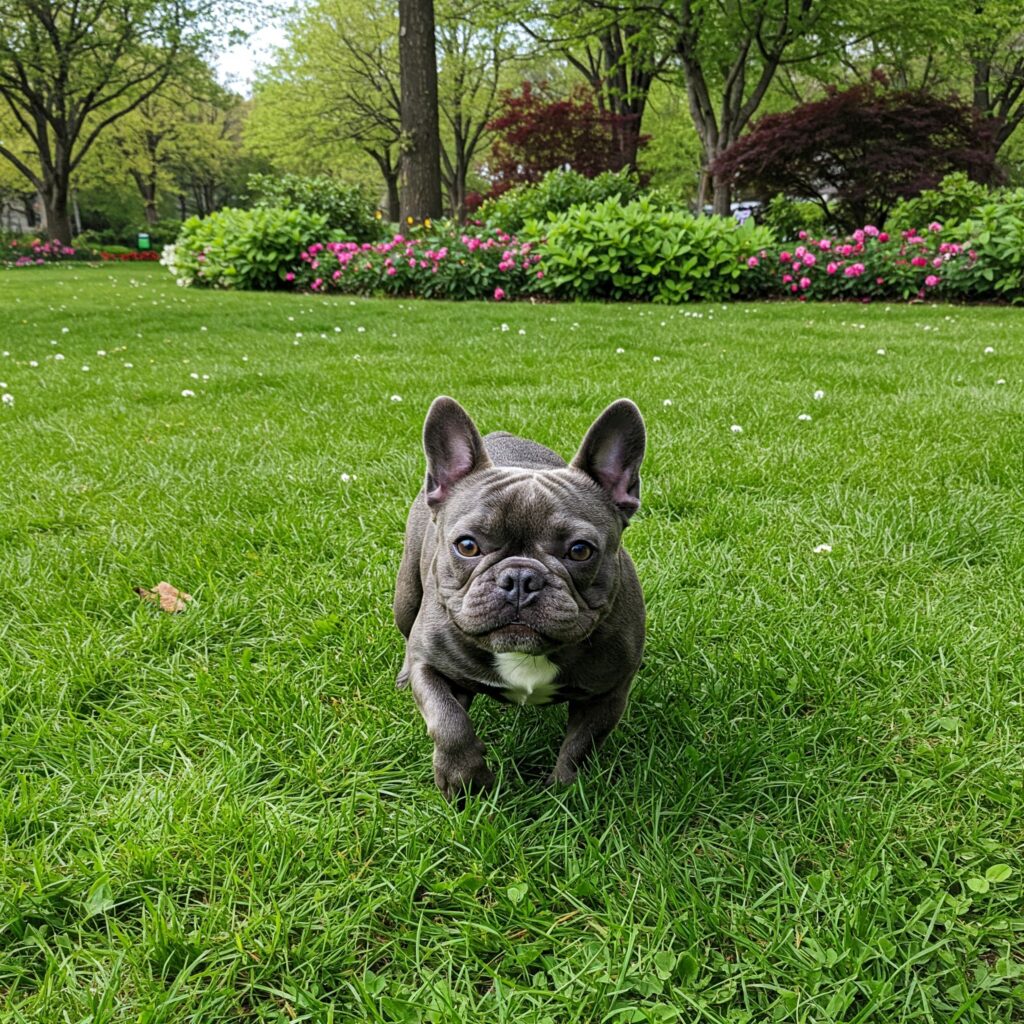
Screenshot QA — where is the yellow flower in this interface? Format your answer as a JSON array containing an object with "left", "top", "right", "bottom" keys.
[
  {"left": 406, "top": 215, "right": 415, "bottom": 225},
  {"left": 423, "top": 217, "right": 432, "bottom": 230},
  {"left": 374, "top": 210, "right": 382, "bottom": 220}
]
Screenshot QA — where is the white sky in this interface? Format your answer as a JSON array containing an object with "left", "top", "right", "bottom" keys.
[{"left": 215, "top": 19, "right": 290, "bottom": 95}]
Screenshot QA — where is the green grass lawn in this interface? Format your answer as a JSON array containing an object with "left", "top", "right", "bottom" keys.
[{"left": 1, "top": 264, "right": 1023, "bottom": 1023}]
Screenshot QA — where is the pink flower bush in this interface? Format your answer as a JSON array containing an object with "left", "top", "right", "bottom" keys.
[
  {"left": 290, "top": 228, "right": 542, "bottom": 301},
  {"left": 741, "top": 221, "right": 980, "bottom": 301},
  {"left": 5, "top": 237, "right": 78, "bottom": 267}
]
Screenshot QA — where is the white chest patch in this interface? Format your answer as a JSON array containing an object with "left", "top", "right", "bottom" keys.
[{"left": 491, "top": 653, "right": 560, "bottom": 705}]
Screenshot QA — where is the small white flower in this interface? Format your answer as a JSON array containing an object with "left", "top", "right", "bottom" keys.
[
  {"left": 813, "top": 389, "right": 825, "bottom": 400},
  {"left": 242, "top": 356, "right": 249, "bottom": 361},
  {"left": 97, "top": 350, "right": 106, "bottom": 356},
  {"left": 202, "top": 374, "right": 209, "bottom": 381},
  {"left": 349, "top": 300, "right": 356, "bottom": 306},
  {"left": 616, "top": 347, "right": 625, "bottom": 354},
  {"left": 340, "top": 473, "right": 353, "bottom": 483},
  {"left": 81, "top": 365, "right": 89, "bottom": 372},
  {"left": 518, "top": 328, "right": 526, "bottom": 336},
  {"left": 653, "top": 356, "right": 661, "bottom": 363},
  {"left": 29, "top": 360, "right": 38, "bottom": 367},
  {"left": 984, "top": 346, "right": 995, "bottom": 354},
  {"left": 500, "top": 323, "right": 510, "bottom": 332},
  {"left": 0, "top": 381, "right": 5, "bottom": 388},
  {"left": 334, "top": 326, "right": 341, "bottom": 333},
  {"left": 288, "top": 316, "right": 295, "bottom": 322},
  {"left": 181, "top": 388, "right": 195, "bottom": 397},
  {"left": 663, "top": 399, "right": 673, "bottom": 407},
  {"left": 813, "top": 543, "right": 832, "bottom": 554},
  {"left": 996, "top": 378, "right": 1006, "bottom": 385},
  {"left": 190, "top": 372, "right": 199, "bottom": 379},
  {"left": 731, "top": 424, "right": 743, "bottom": 434},
  {"left": 293, "top": 340, "right": 300, "bottom": 346},
  {"left": 295, "top": 332, "right": 303, "bottom": 338},
  {"left": 61, "top": 327, "right": 69, "bottom": 334},
  {"left": 124, "top": 362, "right": 133, "bottom": 368},
  {"left": 798, "top": 413, "right": 812, "bottom": 422},
  {"left": 2, "top": 393, "right": 13, "bottom": 406},
  {"left": 876, "top": 348, "right": 886, "bottom": 356},
  {"left": 54, "top": 353, "right": 64, "bottom": 360},
  {"left": 390, "top": 394, "right": 402, "bottom": 402},
  {"left": 357, "top": 326, "right": 366, "bottom": 333}
]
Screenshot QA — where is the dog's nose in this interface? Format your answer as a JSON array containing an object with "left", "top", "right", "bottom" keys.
[{"left": 496, "top": 565, "right": 546, "bottom": 608}]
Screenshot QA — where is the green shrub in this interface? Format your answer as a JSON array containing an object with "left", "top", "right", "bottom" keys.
[
  {"left": 759, "top": 194, "right": 827, "bottom": 241},
  {"left": 887, "top": 173, "right": 993, "bottom": 233},
  {"left": 165, "top": 207, "right": 327, "bottom": 289},
  {"left": 949, "top": 188, "right": 1024, "bottom": 300},
  {"left": 532, "top": 197, "right": 775, "bottom": 303},
  {"left": 480, "top": 169, "right": 646, "bottom": 233},
  {"left": 246, "top": 173, "right": 381, "bottom": 242}
]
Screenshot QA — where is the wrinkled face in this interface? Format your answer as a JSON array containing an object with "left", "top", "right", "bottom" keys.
[{"left": 432, "top": 466, "right": 624, "bottom": 655}]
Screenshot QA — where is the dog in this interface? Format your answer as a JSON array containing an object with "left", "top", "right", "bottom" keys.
[{"left": 393, "top": 396, "right": 646, "bottom": 798}]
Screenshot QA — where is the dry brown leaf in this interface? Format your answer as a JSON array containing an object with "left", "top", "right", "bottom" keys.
[{"left": 135, "top": 580, "right": 193, "bottom": 613}]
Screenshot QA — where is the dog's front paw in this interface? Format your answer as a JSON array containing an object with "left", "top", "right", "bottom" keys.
[
  {"left": 433, "top": 747, "right": 495, "bottom": 801},
  {"left": 544, "top": 764, "right": 579, "bottom": 788}
]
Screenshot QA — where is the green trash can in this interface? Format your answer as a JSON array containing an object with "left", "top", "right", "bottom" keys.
[{"left": 137, "top": 232, "right": 151, "bottom": 251}]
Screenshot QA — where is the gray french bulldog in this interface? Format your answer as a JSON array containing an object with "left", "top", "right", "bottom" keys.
[{"left": 393, "top": 396, "right": 646, "bottom": 798}]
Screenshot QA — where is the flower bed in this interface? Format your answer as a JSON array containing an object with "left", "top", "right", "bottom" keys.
[
  {"left": 100, "top": 250, "right": 161, "bottom": 262},
  {"left": 3, "top": 237, "right": 79, "bottom": 267},
  {"left": 291, "top": 229, "right": 541, "bottom": 301},
  {"left": 744, "top": 223, "right": 980, "bottom": 301}
]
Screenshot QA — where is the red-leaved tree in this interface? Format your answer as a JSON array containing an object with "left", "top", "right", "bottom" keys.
[
  {"left": 485, "top": 81, "right": 643, "bottom": 196},
  {"left": 712, "top": 81, "right": 999, "bottom": 230}
]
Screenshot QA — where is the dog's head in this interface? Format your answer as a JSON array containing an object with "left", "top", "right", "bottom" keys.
[{"left": 421, "top": 397, "right": 645, "bottom": 655}]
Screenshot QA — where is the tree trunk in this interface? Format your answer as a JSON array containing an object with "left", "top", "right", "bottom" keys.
[
  {"left": 386, "top": 172, "right": 400, "bottom": 222},
  {"left": 399, "top": 0, "right": 442, "bottom": 222},
  {"left": 41, "top": 178, "right": 73, "bottom": 243},
  {"left": 711, "top": 170, "right": 732, "bottom": 217}
]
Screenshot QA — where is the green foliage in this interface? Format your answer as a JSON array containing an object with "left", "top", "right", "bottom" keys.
[
  {"left": 888, "top": 173, "right": 994, "bottom": 232},
  {"left": 479, "top": 169, "right": 646, "bottom": 233},
  {"left": 246, "top": 173, "right": 382, "bottom": 242},
  {"left": 533, "top": 197, "right": 775, "bottom": 302},
  {"left": 166, "top": 207, "right": 327, "bottom": 289},
  {"left": 952, "top": 188, "right": 1024, "bottom": 300},
  {"left": 759, "top": 194, "right": 828, "bottom": 241},
  {"left": 75, "top": 219, "right": 183, "bottom": 250}
]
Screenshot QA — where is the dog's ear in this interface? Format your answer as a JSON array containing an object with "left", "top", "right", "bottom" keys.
[
  {"left": 423, "top": 396, "right": 492, "bottom": 507},
  {"left": 571, "top": 399, "right": 646, "bottom": 521}
]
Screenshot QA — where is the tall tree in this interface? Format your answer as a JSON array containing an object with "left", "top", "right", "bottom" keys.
[
  {"left": 399, "top": 0, "right": 443, "bottom": 221},
  {"left": 0, "top": 0, "right": 242, "bottom": 241}
]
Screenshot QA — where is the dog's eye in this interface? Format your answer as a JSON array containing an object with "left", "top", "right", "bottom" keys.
[
  {"left": 454, "top": 537, "right": 481, "bottom": 558},
  {"left": 567, "top": 541, "right": 594, "bottom": 562}
]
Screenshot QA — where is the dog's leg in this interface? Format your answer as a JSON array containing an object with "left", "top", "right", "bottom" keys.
[
  {"left": 548, "top": 678, "right": 632, "bottom": 786},
  {"left": 410, "top": 664, "right": 494, "bottom": 799}
]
